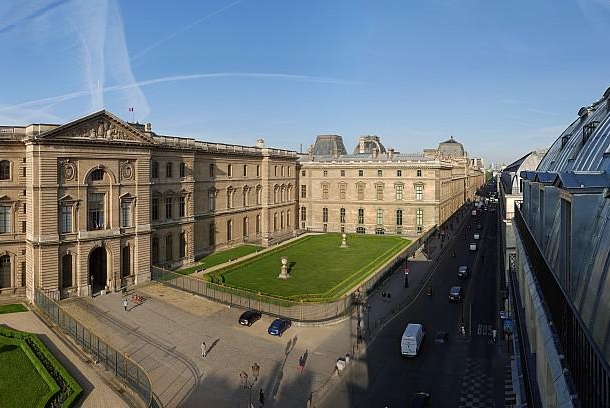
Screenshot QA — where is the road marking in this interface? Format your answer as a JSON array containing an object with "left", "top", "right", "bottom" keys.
[{"left": 476, "top": 324, "right": 494, "bottom": 336}]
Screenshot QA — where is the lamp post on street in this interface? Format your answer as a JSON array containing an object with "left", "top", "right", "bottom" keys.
[{"left": 239, "top": 363, "right": 260, "bottom": 408}]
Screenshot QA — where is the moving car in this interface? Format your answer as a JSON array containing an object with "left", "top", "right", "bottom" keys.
[
  {"left": 457, "top": 265, "right": 469, "bottom": 279},
  {"left": 449, "top": 286, "right": 463, "bottom": 302},
  {"left": 267, "top": 318, "right": 291, "bottom": 336},
  {"left": 410, "top": 391, "right": 431, "bottom": 407},
  {"left": 401, "top": 323, "right": 425, "bottom": 357},
  {"left": 238, "top": 310, "right": 262, "bottom": 326}
]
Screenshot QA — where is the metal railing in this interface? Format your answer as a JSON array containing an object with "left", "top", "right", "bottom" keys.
[
  {"left": 34, "top": 288, "right": 153, "bottom": 407},
  {"left": 514, "top": 204, "right": 610, "bottom": 408}
]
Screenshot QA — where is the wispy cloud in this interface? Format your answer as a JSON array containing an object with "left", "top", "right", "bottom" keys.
[{"left": 131, "top": 0, "right": 245, "bottom": 62}]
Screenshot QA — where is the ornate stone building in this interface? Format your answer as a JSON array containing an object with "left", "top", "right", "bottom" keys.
[
  {"left": 0, "top": 110, "right": 297, "bottom": 300},
  {"left": 298, "top": 135, "right": 484, "bottom": 235}
]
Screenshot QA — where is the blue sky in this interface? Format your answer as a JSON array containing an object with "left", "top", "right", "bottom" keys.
[{"left": 1, "top": 0, "right": 609, "bottom": 165}]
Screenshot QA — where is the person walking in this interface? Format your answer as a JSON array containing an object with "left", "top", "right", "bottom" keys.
[
  {"left": 258, "top": 388, "right": 265, "bottom": 407},
  {"left": 298, "top": 355, "right": 305, "bottom": 374},
  {"left": 123, "top": 298, "right": 128, "bottom": 311},
  {"left": 201, "top": 341, "right": 207, "bottom": 358}
]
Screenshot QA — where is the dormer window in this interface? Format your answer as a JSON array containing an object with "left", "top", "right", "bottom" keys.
[{"left": 583, "top": 121, "right": 599, "bottom": 145}]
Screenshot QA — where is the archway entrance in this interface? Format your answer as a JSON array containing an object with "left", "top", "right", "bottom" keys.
[{"left": 89, "top": 247, "right": 107, "bottom": 294}]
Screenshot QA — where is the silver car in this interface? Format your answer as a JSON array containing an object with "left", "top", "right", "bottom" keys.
[{"left": 457, "top": 265, "right": 469, "bottom": 279}]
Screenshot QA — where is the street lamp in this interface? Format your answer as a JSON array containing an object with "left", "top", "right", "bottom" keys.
[{"left": 239, "top": 363, "right": 260, "bottom": 408}]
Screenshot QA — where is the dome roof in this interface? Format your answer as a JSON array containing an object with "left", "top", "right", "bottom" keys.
[{"left": 438, "top": 136, "right": 465, "bottom": 158}]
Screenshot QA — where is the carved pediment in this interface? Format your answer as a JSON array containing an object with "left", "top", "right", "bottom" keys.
[{"left": 35, "top": 110, "right": 157, "bottom": 145}]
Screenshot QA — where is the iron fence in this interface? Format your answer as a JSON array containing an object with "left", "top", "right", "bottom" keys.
[{"left": 34, "top": 288, "right": 153, "bottom": 407}]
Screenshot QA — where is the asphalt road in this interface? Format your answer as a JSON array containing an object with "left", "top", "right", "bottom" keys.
[{"left": 321, "top": 204, "right": 508, "bottom": 407}]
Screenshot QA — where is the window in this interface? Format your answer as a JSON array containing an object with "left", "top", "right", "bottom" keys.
[
  {"left": 256, "top": 215, "right": 260, "bottom": 234},
  {"left": 323, "top": 170, "right": 328, "bottom": 177},
  {"left": 357, "top": 183, "right": 365, "bottom": 200},
  {"left": 397, "top": 169, "right": 402, "bottom": 177},
  {"left": 88, "top": 193, "right": 105, "bottom": 230},
  {"left": 322, "top": 184, "right": 329, "bottom": 199},
  {"left": 165, "top": 196, "right": 173, "bottom": 219},
  {"left": 358, "top": 169, "right": 364, "bottom": 177},
  {"left": 300, "top": 206, "right": 306, "bottom": 221},
  {"left": 165, "top": 235, "right": 173, "bottom": 260},
  {"left": 180, "top": 232, "right": 186, "bottom": 258},
  {"left": 22, "top": 203, "right": 26, "bottom": 213},
  {"left": 416, "top": 184, "right": 423, "bottom": 200},
  {"left": 228, "top": 164, "right": 233, "bottom": 178},
  {"left": 377, "top": 208, "right": 383, "bottom": 225},
  {"left": 121, "top": 201, "right": 131, "bottom": 228},
  {"left": 358, "top": 208, "right": 364, "bottom": 224},
  {"left": 341, "top": 170, "right": 345, "bottom": 177},
  {"left": 301, "top": 185, "right": 307, "bottom": 198},
  {"left": 376, "top": 184, "right": 384, "bottom": 200},
  {"left": 287, "top": 209, "right": 291, "bottom": 227},
  {"left": 208, "top": 190, "right": 216, "bottom": 211},
  {"left": 339, "top": 183, "right": 346, "bottom": 199},
  {"left": 257, "top": 165, "right": 261, "bottom": 177},
  {"left": 416, "top": 208, "right": 423, "bottom": 226},
  {"left": 179, "top": 162, "right": 186, "bottom": 178},
  {"left": 21, "top": 221, "right": 26, "bottom": 233},
  {"left": 122, "top": 246, "right": 131, "bottom": 277},
  {"left": 377, "top": 169, "right": 382, "bottom": 177},
  {"left": 91, "top": 169, "right": 104, "bottom": 181},
  {"left": 152, "top": 197, "right": 159, "bottom": 220},
  {"left": 274, "top": 166, "right": 278, "bottom": 176},
  {"left": 227, "top": 189, "right": 234, "bottom": 209},
  {"left": 256, "top": 187, "right": 262, "bottom": 205},
  {"left": 227, "top": 220, "right": 233, "bottom": 241},
  {"left": 60, "top": 205, "right": 72, "bottom": 233},
  {"left": 61, "top": 254, "right": 72, "bottom": 288},
  {"left": 396, "top": 209, "right": 403, "bottom": 226},
  {"left": 243, "top": 165, "right": 247, "bottom": 177},
  {"left": 22, "top": 167, "right": 25, "bottom": 177},
  {"left": 273, "top": 213, "right": 278, "bottom": 231},
  {"left": 152, "top": 162, "right": 159, "bottom": 178},
  {"left": 166, "top": 162, "right": 173, "bottom": 178},
  {"left": 0, "top": 160, "right": 9, "bottom": 180},
  {"left": 0, "top": 255, "right": 10, "bottom": 288},
  {"left": 281, "top": 211, "right": 285, "bottom": 229},
  {"left": 288, "top": 167, "right": 291, "bottom": 176},
  {"left": 179, "top": 196, "right": 186, "bottom": 217},
  {"left": 322, "top": 208, "right": 328, "bottom": 223},
  {"left": 152, "top": 237, "right": 159, "bottom": 264},
  {"left": 282, "top": 166, "right": 285, "bottom": 176},
  {"left": 301, "top": 170, "right": 306, "bottom": 176},
  {"left": 416, "top": 169, "right": 422, "bottom": 177},
  {"left": 395, "top": 184, "right": 404, "bottom": 200},
  {"left": 209, "top": 164, "right": 215, "bottom": 178},
  {"left": 243, "top": 189, "right": 248, "bottom": 207},
  {"left": 356, "top": 226, "right": 365, "bottom": 234},
  {"left": 243, "top": 217, "right": 249, "bottom": 237},
  {"left": 340, "top": 208, "right": 346, "bottom": 223},
  {"left": 208, "top": 223, "right": 216, "bottom": 246}
]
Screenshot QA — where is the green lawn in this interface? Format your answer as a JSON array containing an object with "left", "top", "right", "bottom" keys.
[
  {"left": 0, "top": 304, "right": 28, "bottom": 314},
  {"left": 210, "top": 233, "right": 410, "bottom": 300},
  {"left": 0, "top": 338, "right": 51, "bottom": 408},
  {"left": 177, "top": 244, "right": 263, "bottom": 275}
]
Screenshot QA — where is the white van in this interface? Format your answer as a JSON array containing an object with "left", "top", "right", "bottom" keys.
[
  {"left": 401, "top": 323, "right": 425, "bottom": 357},
  {"left": 474, "top": 233, "right": 480, "bottom": 240},
  {"left": 469, "top": 242, "right": 477, "bottom": 251}
]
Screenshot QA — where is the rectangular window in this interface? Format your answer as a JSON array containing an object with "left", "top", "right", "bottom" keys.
[
  {"left": 228, "top": 164, "right": 233, "bottom": 178},
  {"left": 180, "top": 232, "right": 186, "bottom": 258},
  {"left": 376, "top": 185, "right": 383, "bottom": 200},
  {"left": 22, "top": 167, "right": 26, "bottom": 177},
  {"left": 165, "top": 197, "right": 173, "bottom": 219},
  {"left": 152, "top": 162, "right": 159, "bottom": 179},
  {"left": 121, "top": 201, "right": 131, "bottom": 228},
  {"left": 397, "top": 169, "right": 402, "bottom": 177},
  {"left": 179, "top": 196, "right": 186, "bottom": 217},
  {"left": 301, "top": 170, "right": 306, "bottom": 176},
  {"left": 341, "top": 170, "right": 345, "bottom": 177},
  {"left": 152, "top": 198, "right": 159, "bottom": 220},
  {"left": 377, "top": 169, "right": 382, "bottom": 177},
  {"left": 339, "top": 184, "right": 346, "bottom": 199},
  {"left": 88, "top": 193, "right": 105, "bottom": 230},
  {"left": 396, "top": 209, "right": 403, "bottom": 226},
  {"left": 209, "top": 164, "right": 215, "bottom": 178},
  {"left": 357, "top": 184, "right": 365, "bottom": 200},
  {"left": 340, "top": 208, "right": 346, "bottom": 223},
  {"left": 59, "top": 205, "right": 72, "bottom": 234},
  {"left": 180, "top": 162, "right": 186, "bottom": 178},
  {"left": 300, "top": 206, "right": 306, "bottom": 221},
  {"left": 377, "top": 208, "right": 383, "bottom": 225},
  {"left": 23, "top": 203, "right": 26, "bottom": 213},
  {"left": 358, "top": 169, "right": 363, "bottom": 177},
  {"left": 256, "top": 188, "right": 261, "bottom": 205},
  {"left": 396, "top": 185, "right": 403, "bottom": 200},
  {"left": 166, "top": 162, "right": 173, "bottom": 178},
  {"left": 243, "top": 164, "right": 247, "bottom": 177},
  {"left": 208, "top": 191, "right": 215, "bottom": 211},
  {"left": 417, "top": 169, "right": 422, "bottom": 177},
  {"left": 165, "top": 235, "right": 173, "bottom": 260},
  {"left": 257, "top": 165, "right": 261, "bottom": 177},
  {"left": 323, "top": 170, "right": 328, "bottom": 177},
  {"left": 322, "top": 184, "right": 329, "bottom": 199},
  {"left": 416, "top": 184, "right": 423, "bottom": 200},
  {"left": 416, "top": 208, "right": 423, "bottom": 226},
  {"left": 288, "top": 166, "right": 291, "bottom": 176},
  {"left": 358, "top": 208, "right": 364, "bottom": 224},
  {"left": 301, "top": 185, "right": 307, "bottom": 198},
  {"left": 322, "top": 207, "right": 328, "bottom": 223},
  {"left": 21, "top": 220, "right": 26, "bottom": 233}
]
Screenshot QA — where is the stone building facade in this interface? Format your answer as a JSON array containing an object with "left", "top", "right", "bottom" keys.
[
  {"left": 0, "top": 110, "right": 297, "bottom": 300},
  {"left": 298, "top": 135, "right": 484, "bottom": 235}
]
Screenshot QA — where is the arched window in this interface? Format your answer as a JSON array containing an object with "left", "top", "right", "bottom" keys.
[
  {"left": 227, "top": 220, "right": 233, "bottom": 241},
  {"left": 0, "top": 160, "right": 10, "bottom": 180}
]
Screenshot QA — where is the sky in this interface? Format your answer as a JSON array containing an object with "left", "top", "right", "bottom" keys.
[{"left": 1, "top": 0, "right": 609, "bottom": 166}]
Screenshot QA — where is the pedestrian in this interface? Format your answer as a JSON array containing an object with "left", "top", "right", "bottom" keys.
[
  {"left": 201, "top": 341, "right": 207, "bottom": 358},
  {"left": 492, "top": 329, "right": 497, "bottom": 343},
  {"left": 298, "top": 355, "right": 305, "bottom": 373},
  {"left": 387, "top": 293, "right": 392, "bottom": 303},
  {"left": 123, "top": 298, "right": 128, "bottom": 311},
  {"left": 259, "top": 388, "right": 265, "bottom": 407}
]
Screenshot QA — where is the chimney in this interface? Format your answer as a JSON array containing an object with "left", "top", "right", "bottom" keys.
[
  {"left": 388, "top": 148, "right": 394, "bottom": 159},
  {"left": 256, "top": 139, "right": 265, "bottom": 148},
  {"left": 145, "top": 123, "right": 152, "bottom": 132}
]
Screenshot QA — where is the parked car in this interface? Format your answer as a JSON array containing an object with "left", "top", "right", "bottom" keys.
[
  {"left": 268, "top": 318, "right": 291, "bottom": 336},
  {"left": 238, "top": 310, "right": 262, "bottom": 326},
  {"left": 410, "top": 391, "right": 431, "bottom": 407},
  {"left": 457, "top": 265, "right": 469, "bottom": 279},
  {"left": 434, "top": 331, "right": 449, "bottom": 343},
  {"left": 449, "top": 286, "right": 463, "bottom": 302}
]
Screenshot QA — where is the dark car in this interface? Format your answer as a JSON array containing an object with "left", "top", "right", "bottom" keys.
[
  {"left": 410, "top": 391, "right": 430, "bottom": 407},
  {"left": 239, "top": 310, "right": 262, "bottom": 326},
  {"left": 457, "top": 265, "right": 469, "bottom": 279},
  {"left": 449, "top": 286, "right": 463, "bottom": 302},
  {"left": 268, "top": 318, "right": 291, "bottom": 336}
]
